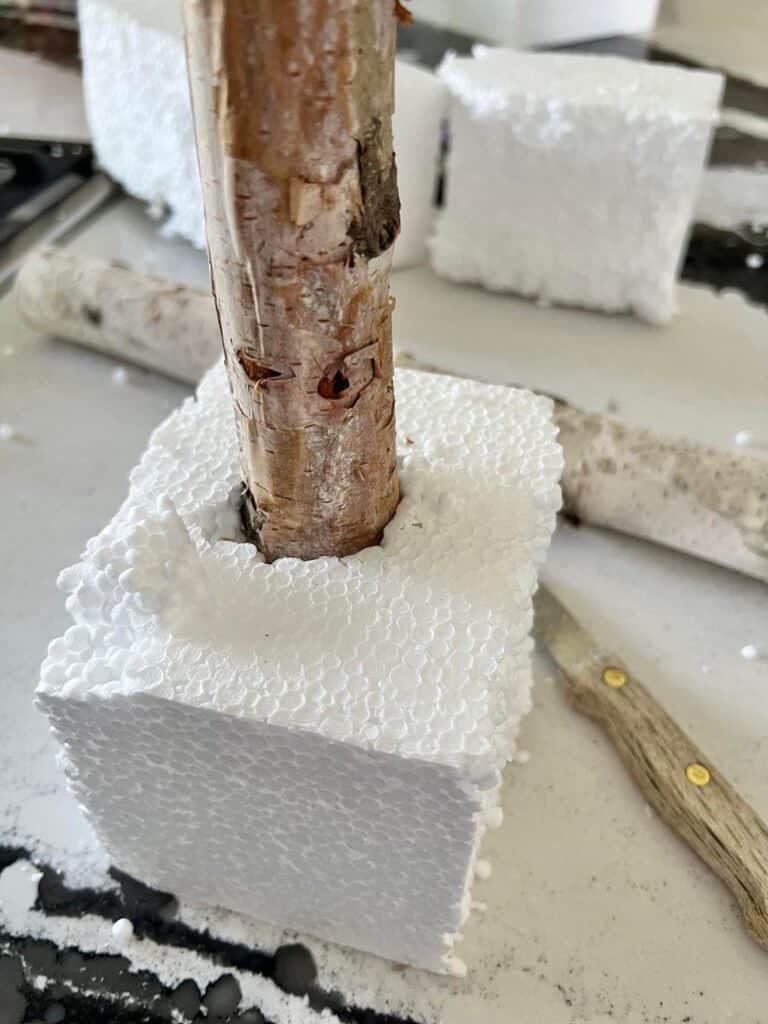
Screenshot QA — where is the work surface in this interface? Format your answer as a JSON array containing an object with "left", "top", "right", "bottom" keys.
[{"left": 1, "top": 198, "right": 767, "bottom": 1023}]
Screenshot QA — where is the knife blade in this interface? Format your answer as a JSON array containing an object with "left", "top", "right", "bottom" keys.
[{"left": 533, "top": 582, "right": 768, "bottom": 953}]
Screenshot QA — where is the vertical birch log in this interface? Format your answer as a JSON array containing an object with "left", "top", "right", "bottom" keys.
[{"left": 183, "top": 0, "right": 400, "bottom": 561}]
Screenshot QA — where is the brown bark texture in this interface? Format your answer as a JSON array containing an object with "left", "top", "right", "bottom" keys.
[
  {"left": 183, "top": 0, "right": 400, "bottom": 561},
  {"left": 539, "top": 590, "right": 768, "bottom": 955}
]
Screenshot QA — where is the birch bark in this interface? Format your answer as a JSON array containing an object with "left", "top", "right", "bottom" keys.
[{"left": 183, "top": 0, "right": 400, "bottom": 561}]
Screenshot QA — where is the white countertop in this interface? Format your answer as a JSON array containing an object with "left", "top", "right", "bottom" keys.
[{"left": 1, "top": 197, "right": 766, "bottom": 1022}]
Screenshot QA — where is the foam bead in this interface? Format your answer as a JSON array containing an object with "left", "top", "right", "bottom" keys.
[
  {"left": 37, "top": 365, "right": 561, "bottom": 972},
  {"left": 431, "top": 48, "right": 723, "bottom": 324}
]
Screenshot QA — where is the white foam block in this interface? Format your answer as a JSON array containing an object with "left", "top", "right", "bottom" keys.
[
  {"left": 37, "top": 365, "right": 561, "bottom": 973},
  {"left": 78, "top": 0, "right": 447, "bottom": 268},
  {"left": 410, "top": 0, "right": 660, "bottom": 49},
  {"left": 431, "top": 49, "right": 723, "bottom": 323}
]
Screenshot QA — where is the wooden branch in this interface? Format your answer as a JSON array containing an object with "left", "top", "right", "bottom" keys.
[
  {"left": 183, "top": 0, "right": 400, "bottom": 561},
  {"left": 395, "top": 351, "right": 768, "bottom": 583},
  {"left": 544, "top": 616, "right": 768, "bottom": 952},
  {"left": 19, "top": 253, "right": 765, "bottom": 582},
  {"left": 555, "top": 405, "right": 768, "bottom": 581},
  {"left": 13, "top": 247, "right": 218, "bottom": 383}
]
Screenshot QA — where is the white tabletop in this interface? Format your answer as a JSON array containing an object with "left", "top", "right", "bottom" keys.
[{"left": 1, "top": 197, "right": 766, "bottom": 1023}]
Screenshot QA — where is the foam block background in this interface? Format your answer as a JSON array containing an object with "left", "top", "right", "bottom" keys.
[
  {"left": 431, "top": 49, "right": 723, "bottom": 323},
  {"left": 78, "top": 0, "right": 447, "bottom": 268},
  {"left": 37, "top": 365, "right": 561, "bottom": 972}
]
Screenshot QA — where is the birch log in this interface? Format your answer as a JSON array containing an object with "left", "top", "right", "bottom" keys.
[
  {"left": 15, "top": 250, "right": 767, "bottom": 582},
  {"left": 395, "top": 352, "right": 768, "bottom": 583},
  {"left": 555, "top": 406, "right": 768, "bottom": 582},
  {"left": 14, "top": 246, "right": 218, "bottom": 383},
  {"left": 183, "top": 0, "right": 400, "bottom": 562}
]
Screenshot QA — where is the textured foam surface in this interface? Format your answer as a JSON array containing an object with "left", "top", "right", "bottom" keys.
[
  {"left": 431, "top": 49, "right": 723, "bottom": 324},
  {"left": 38, "top": 365, "right": 561, "bottom": 972},
  {"left": 79, "top": 0, "right": 204, "bottom": 246},
  {"left": 78, "top": 0, "right": 447, "bottom": 267}
]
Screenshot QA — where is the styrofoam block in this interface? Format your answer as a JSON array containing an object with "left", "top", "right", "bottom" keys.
[
  {"left": 431, "top": 49, "right": 723, "bottom": 323},
  {"left": 78, "top": 0, "right": 203, "bottom": 246},
  {"left": 409, "top": 0, "right": 660, "bottom": 49},
  {"left": 37, "top": 364, "right": 561, "bottom": 973},
  {"left": 78, "top": 0, "right": 447, "bottom": 267}
]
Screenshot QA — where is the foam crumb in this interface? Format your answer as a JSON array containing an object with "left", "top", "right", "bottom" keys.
[
  {"left": 474, "top": 860, "right": 492, "bottom": 881},
  {"left": 111, "top": 917, "right": 135, "bottom": 947}
]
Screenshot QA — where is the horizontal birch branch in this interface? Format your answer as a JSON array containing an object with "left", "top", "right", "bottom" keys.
[
  {"left": 13, "top": 247, "right": 767, "bottom": 582},
  {"left": 13, "top": 246, "right": 219, "bottom": 383}
]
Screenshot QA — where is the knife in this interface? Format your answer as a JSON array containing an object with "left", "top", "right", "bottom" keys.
[{"left": 533, "top": 582, "right": 768, "bottom": 952}]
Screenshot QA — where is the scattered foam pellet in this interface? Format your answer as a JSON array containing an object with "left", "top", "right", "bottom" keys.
[
  {"left": 746, "top": 253, "right": 765, "bottom": 269},
  {"left": 733, "top": 428, "right": 768, "bottom": 450},
  {"left": 111, "top": 366, "right": 129, "bottom": 386},
  {"left": 741, "top": 643, "right": 761, "bottom": 660},
  {"left": 37, "top": 363, "right": 561, "bottom": 973},
  {"left": 514, "top": 749, "right": 530, "bottom": 765},
  {"left": 474, "top": 860, "right": 492, "bottom": 881},
  {"left": 111, "top": 916, "right": 135, "bottom": 947},
  {"left": 446, "top": 956, "right": 467, "bottom": 979},
  {"left": 431, "top": 49, "right": 723, "bottom": 323},
  {"left": 485, "top": 807, "right": 504, "bottom": 831},
  {"left": 0, "top": 422, "right": 15, "bottom": 441}
]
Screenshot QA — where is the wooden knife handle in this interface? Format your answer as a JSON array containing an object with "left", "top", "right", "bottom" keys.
[{"left": 561, "top": 646, "right": 768, "bottom": 952}]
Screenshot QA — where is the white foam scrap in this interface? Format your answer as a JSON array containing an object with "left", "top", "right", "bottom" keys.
[
  {"left": 0, "top": 859, "right": 42, "bottom": 931},
  {"left": 78, "top": 0, "right": 447, "bottom": 268},
  {"left": 431, "top": 49, "right": 723, "bottom": 324},
  {"left": 37, "top": 364, "right": 561, "bottom": 972},
  {"left": 695, "top": 166, "right": 768, "bottom": 230}
]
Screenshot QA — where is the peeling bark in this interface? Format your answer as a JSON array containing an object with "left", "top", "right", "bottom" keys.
[{"left": 183, "top": 0, "right": 400, "bottom": 561}]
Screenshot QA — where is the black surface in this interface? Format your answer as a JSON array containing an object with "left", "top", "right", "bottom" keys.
[
  {"left": 0, "top": 845, "right": 419, "bottom": 1024},
  {"left": 0, "top": 138, "right": 94, "bottom": 246}
]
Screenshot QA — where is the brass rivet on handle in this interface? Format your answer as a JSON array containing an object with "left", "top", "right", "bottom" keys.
[
  {"left": 686, "top": 763, "right": 711, "bottom": 787},
  {"left": 602, "top": 667, "right": 627, "bottom": 689}
]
